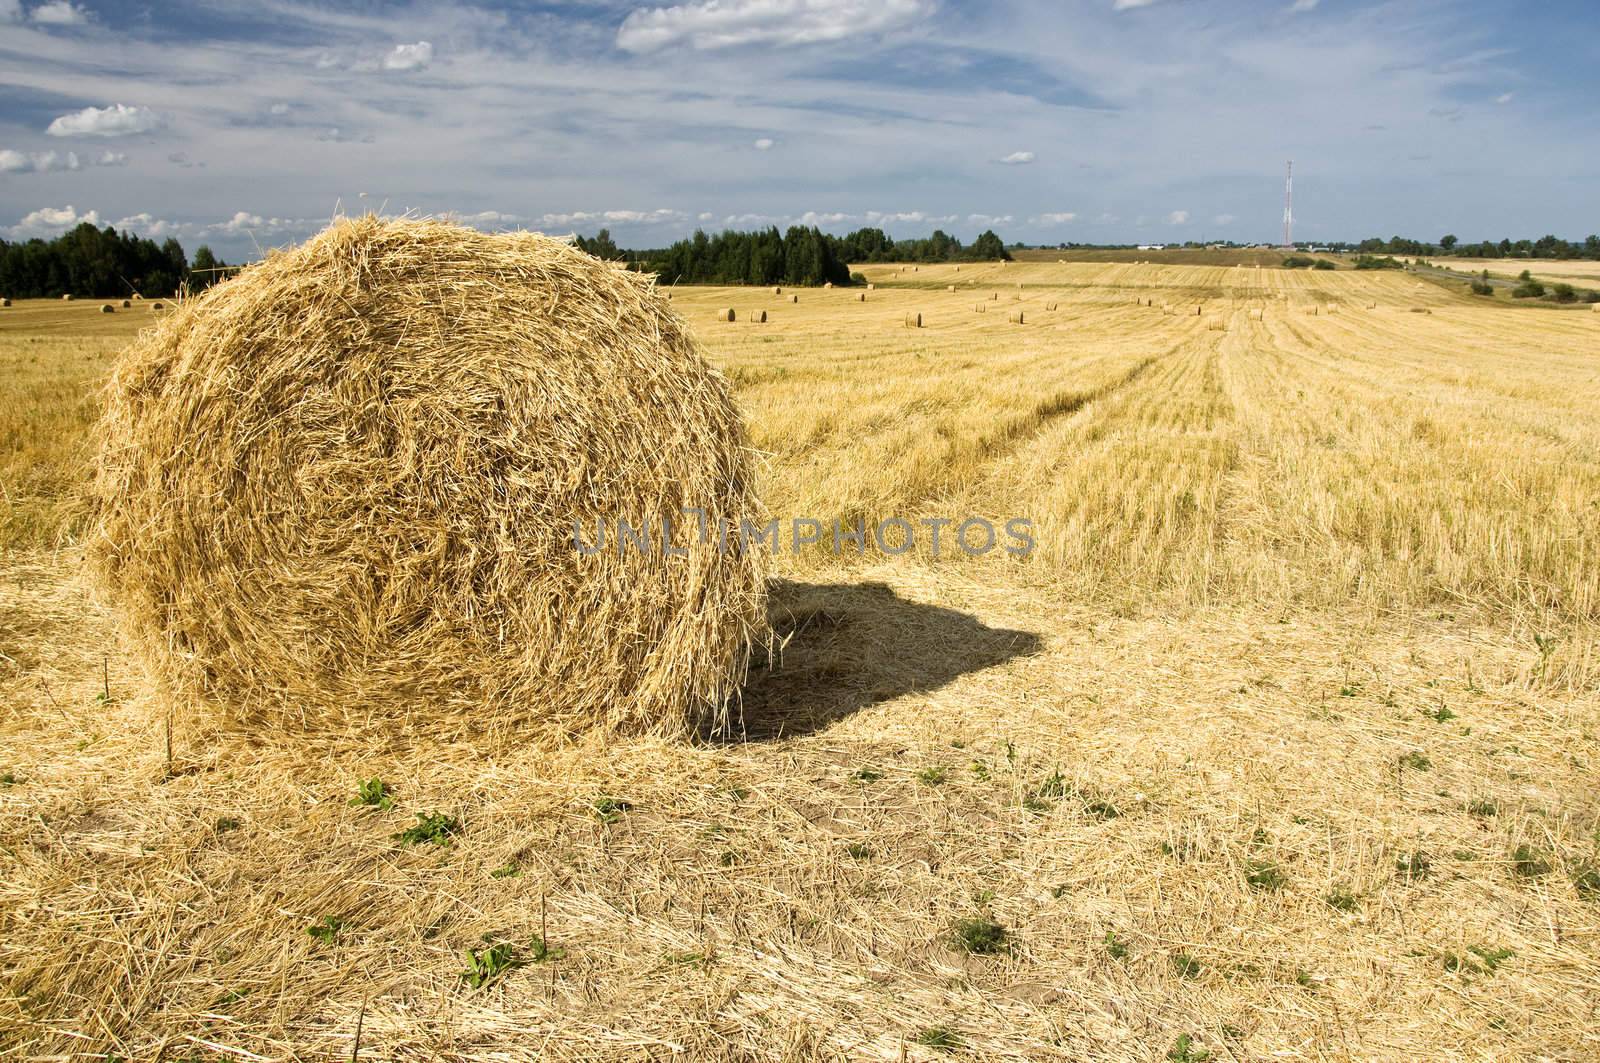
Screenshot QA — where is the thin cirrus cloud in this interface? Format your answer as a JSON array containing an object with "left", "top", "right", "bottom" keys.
[
  {"left": 1166, "top": 210, "right": 1189, "bottom": 225},
  {"left": 46, "top": 104, "right": 163, "bottom": 137},
  {"left": 753, "top": 137, "right": 775, "bottom": 150},
  {"left": 616, "top": 0, "right": 931, "bottom": 53}
]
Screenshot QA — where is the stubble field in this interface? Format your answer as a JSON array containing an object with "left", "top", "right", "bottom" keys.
[{"left": 2, "top": 260, "right": 1598, "bottom": 1061}]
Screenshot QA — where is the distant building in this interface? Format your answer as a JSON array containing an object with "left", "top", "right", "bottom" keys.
[{"left": 1137, "top": 244, "right": 1167, "bottom": 251}]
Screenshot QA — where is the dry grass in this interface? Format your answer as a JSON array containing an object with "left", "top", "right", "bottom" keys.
[{"left": 2, "top": 257, "right": 1598, "bottom": 1060}]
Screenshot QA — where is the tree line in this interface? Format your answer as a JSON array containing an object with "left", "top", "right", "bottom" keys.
[
  {"left": 0, "top": 222, "right": 233, "bottom": 299},
  {"left": 575, "top": 225, "right": 1011, "bottom": 286},
  {"left": 1328, "top": 234, "right": 1600, "bottom": 260}
]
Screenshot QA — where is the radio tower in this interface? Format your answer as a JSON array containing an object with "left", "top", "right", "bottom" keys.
[{"left": 1282, "top": 159, "right": 1294, "bottom": 251}]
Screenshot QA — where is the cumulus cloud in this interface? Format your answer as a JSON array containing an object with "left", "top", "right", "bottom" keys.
[
  {"left": 997, "top": 151, "right": 1034, "bottom": 165},
  {"left": 0, "top": 148, "right": 128, "bottom": 173},
  {"left": 1166, "top": 210, "right": 1189, "bottom": 225},
  {"left": 753, "top": 137, "right": 774, "bottom": 150},
  {"left": 617, "top": 0, "right": 930, "bottom": 53},
  {"left": 47, "top": 104, "right": 163, "bottom": 138},
  {"left": 1287, "top": 0, "right": 1318, "bottom": 11},
  {"left": 383, "top": 41, "right": 433, "bottom": 71},
  {"left": 441, "top": 210, "right": 522, "bottom": 227},
  {"left": 1112, "top": 0, "right": 1163, "bottom": 9},
  {"left": 1033, "top": 212, "right": 1078, "bottom": 224},
  {"left": 697, "top": 211, "right": 714, "bottom": 221},
  {"left": 30, "top": 0, "right": 89, "bottom": 24},
  {"left": 967, "top": 213, "right": 1012, "bottom": 226},
  {"left": 535, "top": 208, "right": 687, "bottom": 228},
  {"left": 9, "top": 203, "right": 100, "bottom": 236}
]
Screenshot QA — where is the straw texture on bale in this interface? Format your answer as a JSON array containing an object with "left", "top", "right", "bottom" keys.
[
  {"left": 789, "top": 295, "right": 798, "bottom": 303},
  {"left": 904, "top": 312, "right": 922, "bottom": 327},
  {"left": 88, "top": 215, "right": 766, "bottom": 743},
  {"left": 1008, "top": 311, "right": 1024, "bottom": 324},
  {"left": 1045, "top": 302, "right": 1058, "bottom": 311},
  {"left": 857, "top": 293, "right": 866, "bottom": 302},
  {"left": 947, "top": 285, "right": 956, "bottom": 292},
  {"left": 755, "top": 309, "right": 768, "bottom": 323},
  {"left": 99, "top": 304, "right": 115, "bottom": 313},
  {"left": 974, "top": 303, "right": 986, "bottom": 313},
  {"left": 772, "top": 286, "right": 782, "bottom": 294},
  {"left": 717, "top": 307, "right": 736, "bottom": 322}
]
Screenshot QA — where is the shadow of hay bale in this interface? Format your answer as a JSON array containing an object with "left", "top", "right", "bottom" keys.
[{"left": 716, "top": 580, "right": 1041, "bottom": 741}]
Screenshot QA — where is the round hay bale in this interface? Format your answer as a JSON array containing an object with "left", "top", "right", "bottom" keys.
[
  {"left": 947, "top": 285, "right": 956, "bottom": 292},
  {"left": 1367, "top": 302, "right": 1377, "bottom": 310},
  {"left": 772, "top": 286, "right": 782, "bottom": 294},
  {"left": 1248, "top": 309, "right": 1263, "bottom": 320},
  {"left": 131, "top": 292, "right": 144, "bottom": 300},
  {"left": 823, "top": 282, "right": 833, "bottom": 289},
  {"left": 88, "top": 216, "right": 766, "bottom": 743},
  {"left": 100, "top": 303, "right": 115, "bottom": 313},
  {"left": 904, "top": 312, "right": 922, "bottom": 328},
  {"left": 1206, "top": 317, "right": 1225, "bottom": 331},
  {"left": 974, "top": 303, "right": 986, "bottom": 313},
  {"left": 989, "top": 292, "right": 998, "bottom": 301},
  {"left": 789, "top": 295, "right": 798, "bottom": 303},
  {"left": 717, "top": 307, "right": 736, "bottom": 322},
  {"left": 1008, "top": 311, "right": 1024, "bottom": 324},
  {"left": 121, "top": 299, "right": 132, "bottom": 308},
  {"left": 1045, "top": 302, "right": 1058, "bottom": 311},
  {"left": 1, "top": 297, "right": 10, "bottom": 307},
  {"left": 857, "top": 292, "right": 866, "bottom": 302},
  {"left": 867, "top": 283, "right": 875, "bottom": 290},
  {"left": 149, "top": 301, "right": 163, "bottom": 310},
  {"left": 755, "top": 309, "right": 768, "bottom": 323},
  {"left": 62, "top": 293, "right": 74, "bottom": 301}
]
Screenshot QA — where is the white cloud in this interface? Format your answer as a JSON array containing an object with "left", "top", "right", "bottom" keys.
[
  {"left": 617, "top": 0, "right": 930, "bottom": 53},
  {"left": 0, "top": 0, "right": 22, "bottom": 21},
  {"left": 1166, "top": 210, "right": 1189, "bottom": 225},
  {"left": 1287, "top": 0, "right": 1318, "bottom": 12},
  {"left": 535, "top": 208, "right": 687, "bottom": 228},
  {"left": 9, "top": 204, "right": 100, "bottom": 236},
  {"left": 753, "top": 137, "right": 775, "bottom": 150},
  {"left": 382, "top": 41, "right": 433, "bottom": 72},
  {"left": 1213, "top": 213, "right": 1236, "bottom": 225},
  {"left": 698, "top": 212, "right": 714, "bottom": 221},
  {"left": 30, "top": 0, "right": 89, "bottom": 24},
  {"left": 0, "top": 148, "right": 128, "bottom": 173},
  {"left": 967, "top": 213, "right": 1013, "bottom": 226},
  {"left": 1033, "top": 212, "right": 1078, "bottom": 224},
  {"left": 269, "top": 102, "right": 291, "bottom": 116},
  {"left": 797, "top": 210, "right": 850, "bottom": 225},
  {"left": 1112, "top": 0, "right": 1163, "bottom": 9},
  {"left": 1496, "top": 92, "right": 1514, "bottom": 104},
  {"left": 0, "top": 149, "right": 78, "bottom": 172},
  {"left": 47, "top": 104, "right": 163, "bottom": 138},
  {"left": 997, "top": 151, "right": 1035, "bottom": 165},
  {"left": 442, "top": 209, "right": 521, "bottom": 227}
]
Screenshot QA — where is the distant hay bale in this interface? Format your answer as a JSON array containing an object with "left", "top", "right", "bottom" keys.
[
  {"left": 974, "top": 303, "right": 986, "bottom": 313},
  {"left": 100, "top": 304, "right": 115, "bottom": 313},
  {"left": 1045, "top": 302, "right": 1058, "bottom": 311},
  {"left": 1016, "top": 282, "right": 1022, "bottom": 289},
  {"left": 1008, "top": 311, "right": 1024, "bottom": 324},
  {"left": 1206, "top": 318, "right": 1225, "bottom": 331},
  {"left": 1306, "top": 307, "right": 1319, "bottom": 316},
  {"left": 989, "top": 292, "right": 998, "bottom": 301},
  {"left": 772, "top": 286, "right": 782, "bottom": 294},
  {"left": 1367, "top": 302, "right": 1377, "bottom": 309},
  {"left": 755, "top": 310, "right": 768, "bottom": 323},
  {"left": 149, "top": 302, "right": 163, "bottom": 310},
  {"left": 1325, "top": 305, "right": 1339, "bottom": 314},
  {"left": 867, "top": 283, "right": 875, "bottom": 290},
  {"left": 717, "top": 308, "right": 736, "bottom": 322},
  {"left": 61, "top": 293, "right": 74, "bottom": 301},
  {"left": 0, "top": 297, "right": 9, "bottom": 307},
  {"left": 88, "top": 215, "right": 766, "bottom": 743},
  {"left": 1248, "top": 309, "right": 1263, "bottom": 320},
  {"left": 904, "top": 312, "right": 922, "bottom": 328},
  {"left": 1409, "top": 308, "right": 1433, "bottom": 314},
  {"left": 1194, "top": 306, "right": 1203, "bottom": 315},
  {"left": 857, "top": 292, "right": 866, "bottom": 302},
  {"left": 789, "top": 295, "right": 798, "bottom": 303},
  {"left": 121, "top": 299, "right": 132, "bottom": 308},
  {"left": 131, "top": 292, "right": 143, "bottom": 300}
]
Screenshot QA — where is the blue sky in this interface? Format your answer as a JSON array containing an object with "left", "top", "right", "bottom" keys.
[{"left": 0, "top": 0, "right": 1594, "bottom": 259}]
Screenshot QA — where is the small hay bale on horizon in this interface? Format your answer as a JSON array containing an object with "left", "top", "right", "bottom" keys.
[
  {"left": 61, "top": 293, "right": 74, "bottom": 301},
  {"left": 100, "top": 304, "right": 115, "bottom": 313},
  {"left": 772, "top": 286, "right": 782, "bottom": 294},
  {"left": 121, "top": 299, "right": 132, "bottom": 308},
  {"left": 755, "top": 310, "right": 768, "bottom": 323},
  {"left": 857, "top": 293, "right": 866, "bottom": 302},
  {"left": 789, "top": 295, "right": 798, "bottom": 303},
  {"left": 1, "top": 297, "right": 10, "bottom": 307},
  {"left": 823, "top": 281, "right": 833, "bottom": 289},
  {"left": 1008, "top": 311, "right": 1024, "bottom": 324},
  {"left": 947, "top": 285, "right": 956, "bottom": 292},
  {"left": 88, "top": 215, "right": 767, "bottom": 745},
  {"left": 717, "top": 308, "right": 736, "bottom": 322}
]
